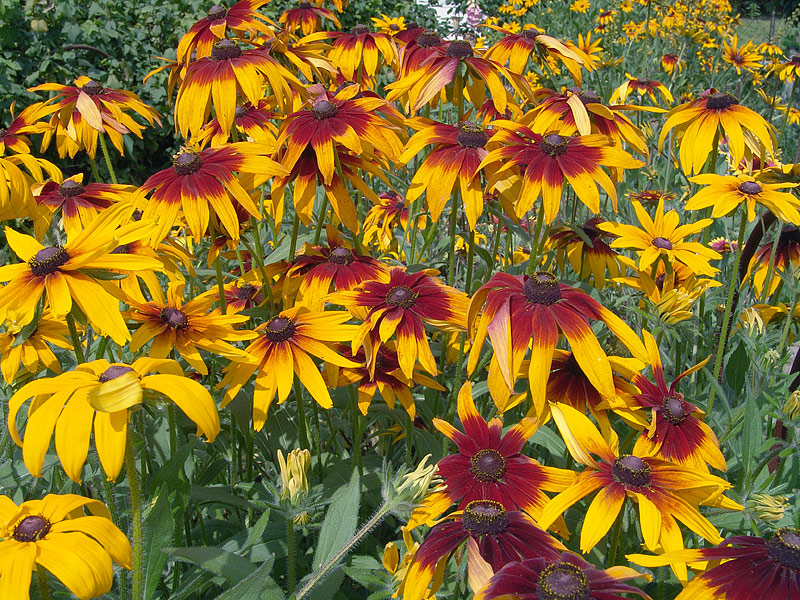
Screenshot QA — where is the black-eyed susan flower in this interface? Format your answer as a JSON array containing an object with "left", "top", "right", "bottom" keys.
[
  {"left": 0, "top": 493, "right": 131, "bottom": 599},
  {"left": 0, "top": 101, "right": 52, "bottom": 155},
  {"left": 0, "top": 205, "right": 161, "bottom": 344},
  {"left": 328, "top": 267, "right": 468, "bottom": 379},
  {"left": 393, "top": 29, "right": 444, "bottom": 82},
  {"left": 218, "top": 306, "right": 359, "bottom": 430},
  {"left": 176, "top": 0, "right": 274, "bottom": 64},
  {"left": 630, "top": 331, "right": 726, "bottom": 471},
  {"left": 478, "top": 552, "right": 652, "bottom": 600},
  {"left": 412, "top": 382, "right": 575, "bottom": 529},
  {"left": 661, "top": 52, "right": 682, "bottom": 74},
  {"left": 175, "top": 39, "right": 303, "bottom": 138},
  {"left": 35, "top": 173, "right": 133, "bottom": 236},
  {"left": 547, "top": 217, "right": 622, "bottom": 289},
  {"left": 0, "top": 149, "right": 60, "bottom": 224},
  {"left": 279, "top": 1, "right": 340, "bottom": 35},
  {"left": 371, "top": 14, "right": 406, "bottom": 36},
  {"left": 481, "top": 127, "right": 643, "bottom": 223},
  {"left": 300, "top": 25, "right": 397, "bottom": 82},
  {"left": 386, "top": 38, "right": 524, "bottom": 114},
  {"left": 198, "top": 99, "right": 279, "bottom": 148},
  {"left": 287, "top": 235, "right": 388, "bottom": 310},
  {"left": 527, "top": 87, "right": 653, "bottom": 158},
  {"left": 659, "top": 88, "right": 775, "bottom": 175},
  {"left": 599, "top": 198, "right": 721, "bottom": 276},
  {"left": 327, "top": 341, "right": 443, "bottom": 418},
  {"left": 629, "top": 528, "right": 800, "bottom": 593},
  {"left": 139, "top": 142, "right": 287, "bottom": 243},
  {"left": 30, "top": 76, "right": 160, "bottom": 159},
  {"left": 626, "top": 188, "right": 676, "bottom": 204},
  {"left": 8, "top": 358, "right": 220, "bottom": 481},
  {"left": 467, "top": 271, "right": 647, "bottom": 419},
  {"left": 539, "top": 403, "right": 742, "bottom": 568},
  {"left": 722, "top": 35, "right": 763, "bottom": 74},
  {"left": 771, "top": 54, "right": 800, "bottom": 81},
  {"left": 0, "top": 310, "right": 72, "bottom": 384},
  {"left": 276, "top": 85, "right": 403, "bottom": 188},
  {"left": 610, "top": 73, "right": 673, "bottom": 106},
  {"left": 362, "top": 191, "right": 423, "bottom": 252},
  {"left": 126, "top": 281, "right": 254, "bottom": 375},
  {"left": 687, "top": 173, "right": 800, "bottom": 224},
  {"left": 0, "top": 310, "right": 72, "bottom": 385},
  {"left": 400, "top": 120, "right": 495, "bottom": 230},
  {"left": 483, "top": 25, "right": 585, "bottom": 83},
  {"left": 401, "top": 500, "right": 565, "bottom": 600},
  {"left": 747, "top": 225, "right": 800, "bottom": 297}
]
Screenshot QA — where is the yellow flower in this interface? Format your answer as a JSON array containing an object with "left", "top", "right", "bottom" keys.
[
  {"left": 0, "top": 493, "right": 131, "bottom": 600},
  {"left": 8, "top": 358, "right": 220, "bottom": 482},
  {"left": 570, "top": 0, "right": 590, "bottom": 13}
]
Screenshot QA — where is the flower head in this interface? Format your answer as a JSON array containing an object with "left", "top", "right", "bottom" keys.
[{"left": 0, "top": 493, "right": 131, "bottom": 600}]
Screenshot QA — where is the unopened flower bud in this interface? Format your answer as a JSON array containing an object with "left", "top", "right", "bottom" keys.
[
  {"left": 785, "top": 390, "right": 800, "bottom": 420},
  {"left": 748, "top": 493, "right": 789, "bottom": 522},
  {"left": 392, "top": 455, "right": 440, "bottom": 506},
  {"left": 277, "top": 448, "right": 311, "bottom": 504}
]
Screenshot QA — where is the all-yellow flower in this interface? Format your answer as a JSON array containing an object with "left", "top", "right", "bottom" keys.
[
  {"left": 0, "top": 493, "right": 131, "bottom": 600},
  {"left": 599, "top": 198, "right": 721, "bottom": 276},
  {"left": 8, "top": 358, "right": 220, "bottom": 482},
  {"left": 686, "top": 174, "right": 800, "bottom": 224}
]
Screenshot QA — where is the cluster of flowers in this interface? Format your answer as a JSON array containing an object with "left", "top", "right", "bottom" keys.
[{"left": 2, "top": 0, "right": 800, "bottom": 598}]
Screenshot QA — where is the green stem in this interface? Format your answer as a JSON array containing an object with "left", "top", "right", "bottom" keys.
[
  {"left": 125, "top": 435, "right": 144, "bottom": 600},
  {"left": 778, "top": 285, "right": 800, "bottom": 358},
  {"left": 447, "top": 194, "right": 459, "bottom": 287},
  {"left": 527, "top": 204, "right": 546, "bottom": 274},
  {"left": 214, "top": 255, "right": 227, "bottom": 314},
  {"left": 607, "top": 507, "right": 625, "bottom": 566},
  {"left": 295, "top": 379, "right": 311, "bottom": 451},
  {"left": 287, "top": 520, "right": 296, "bottom": 595},
  {"left": 66, "top": 313, "right": 85, "bottom": 363},
  {"left": 313, "top": 195, "right": 329, "bottom": 245},
  {"left": 294, "top": 505, "right": 391, "bottom": 600},
  {"left": 289, "top": 211, "right": 300, "bottom": 263},
  {"left": 89, "top": 157, "right": 102, "bottom": 183},
  {"left": 167, "top": 404, "right": 177, "bottom": 456},
  {"left": 465, "top": 230, "right": 476, "bottom": 294},
  {"left": 760, "top": 220, "right": 783, "bottom": 302},
  {"left": 708, "top": 207, "right": 748, "bottom": 414},
  {"left": 780, "top": 81, "right": 797, "bottom": 146},
  {"left": 98, "top": 133, "right": 118, "bottom": 184},
  {"left": 36, "top": 565, "right": 50, "bottom": 600},
  {"left": 350, "top": 386, "right": 363, "bottom": 477}
]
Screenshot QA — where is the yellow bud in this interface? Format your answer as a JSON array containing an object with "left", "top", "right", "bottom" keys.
[
  {"left": 277, "top": 448, "right": 311, "bottom": 504},
  {"left": 748, "top": 493, "right": 789, "bottom": 523},
  {"left": 785, "top": 390, "right": 800, "bottom": 420}
]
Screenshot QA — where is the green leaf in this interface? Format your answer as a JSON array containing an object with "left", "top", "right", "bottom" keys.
[
  {"left": 242, "top": 507, "right": 272, "bottom": 554},
  {"left": 726, "top": 341, "right": 750, "bottom": 396},
  {"left": 10, "top": 295, "right": 44, "bottom": 348},
  {"left": 143, "top": 487, "right": 172, "bottom": 600},
  {"left": 313, "top": 467, "right": 361, "bottom": 571},
  {"left": 213, "top": 554, "right": 283, "bottom": 600},
  {"left": 741, "top": 394, "right": 762, "bottom": 479},
  {"left": 77, "top": 267, "right": 129, "bottom": 280},
  {"left": 191, "top": 485, "right": 255, "bottom": 509},
  {"left": 165, "top": 546, "right": 257, "bottom": 583}
]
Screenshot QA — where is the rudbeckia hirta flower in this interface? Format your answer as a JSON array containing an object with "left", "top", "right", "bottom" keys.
[
  {"left": 771, "top": 54, "right": 800, "bottom": 81},
  {"left": 328, "top": 267, "right": 468, "bottom": 379},
  {"left": 175, "top": 39, "right": 303, "bottom": 138},
  {"left": 0, "top": 493, "right": 131, "bottom": 600},
  {"left": 478, "top": 552, "right": 652, "bottom": 600},
  {"left": 629, "top": 527, "right": 800, "bottom": 592},
  {"left": 659, "top": 88, "right": 775, "bottom": 175},
  {"left": 198, "top": 99, "right": 279, "bottom": 148},
  {"left": 686, "top": 173, "right": 800, "bottom": 224},
  {"left": 630, "top": 331, "right": 726, "bottom": 471},
  {"left": 599, "top": 198, "right": 721, "bottom": 276},
  {"left": 401, "top": 500, "right": 565, "bottom": 600},
  {"left": 139, "top": 142, "right": 287, "bottom": 243},
  {"left": 547, "top": 217, "right": 622, "bottom": 288},
  {"left": 610, "top": 73, "right": 673, "bottom": 106},
  {"left": 747, "top": 225, "right": 800, "bottom": 297},
  {"left": 8, "top": 358, "right": 220, "bottom": 482},
  {"left": 539, "top": 404, "right": 742, "bottom": 570},
  {"left": 126, "top": 281, "right": 255, "bottom": 375},
  {"left": 279, "top": 1, "right": 340, "bottom": 35},
  {"left": 287, "top": 237, "right": 387, "bottom": 310},
  {"left": 0, "top": 205, "right": 162, "bottom": 344},
  {"left": 481, "top": 127, "right": 643, "bottom": 223},
  {"left": 412, "top": 382, "right": 575, "bottom": 529},
  {"left": 467, "top": 271, "right": 647, "bottom": 418},
  {"left": 722, "top": 35, "right": 763, "bottom": 73},
  {"left": 327, "top": 341, "right": 443, "bottom": 418},
  {"left": 300, "top": 25, "right": 397, "bottom": 82},
  {"left": 0, "top": 310, "right": 72, "bottom": 384},
  {"left": 218, "top": 306, "right": 359, "bottom": 430},
  {"left": 35, "top": 173, "right": 133, "bottom": 236},
  {"left": 176, "top": 0, "right": 274, "bottom": 64},
  {"left": 30, "top": 76, "right": 160, "bottom": 159},
  {"left": 400, "top": 120, "right": 495, "bottom": 230},
  {"left": 483, "top": 25, "right": 585, "bottom": 83}
]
